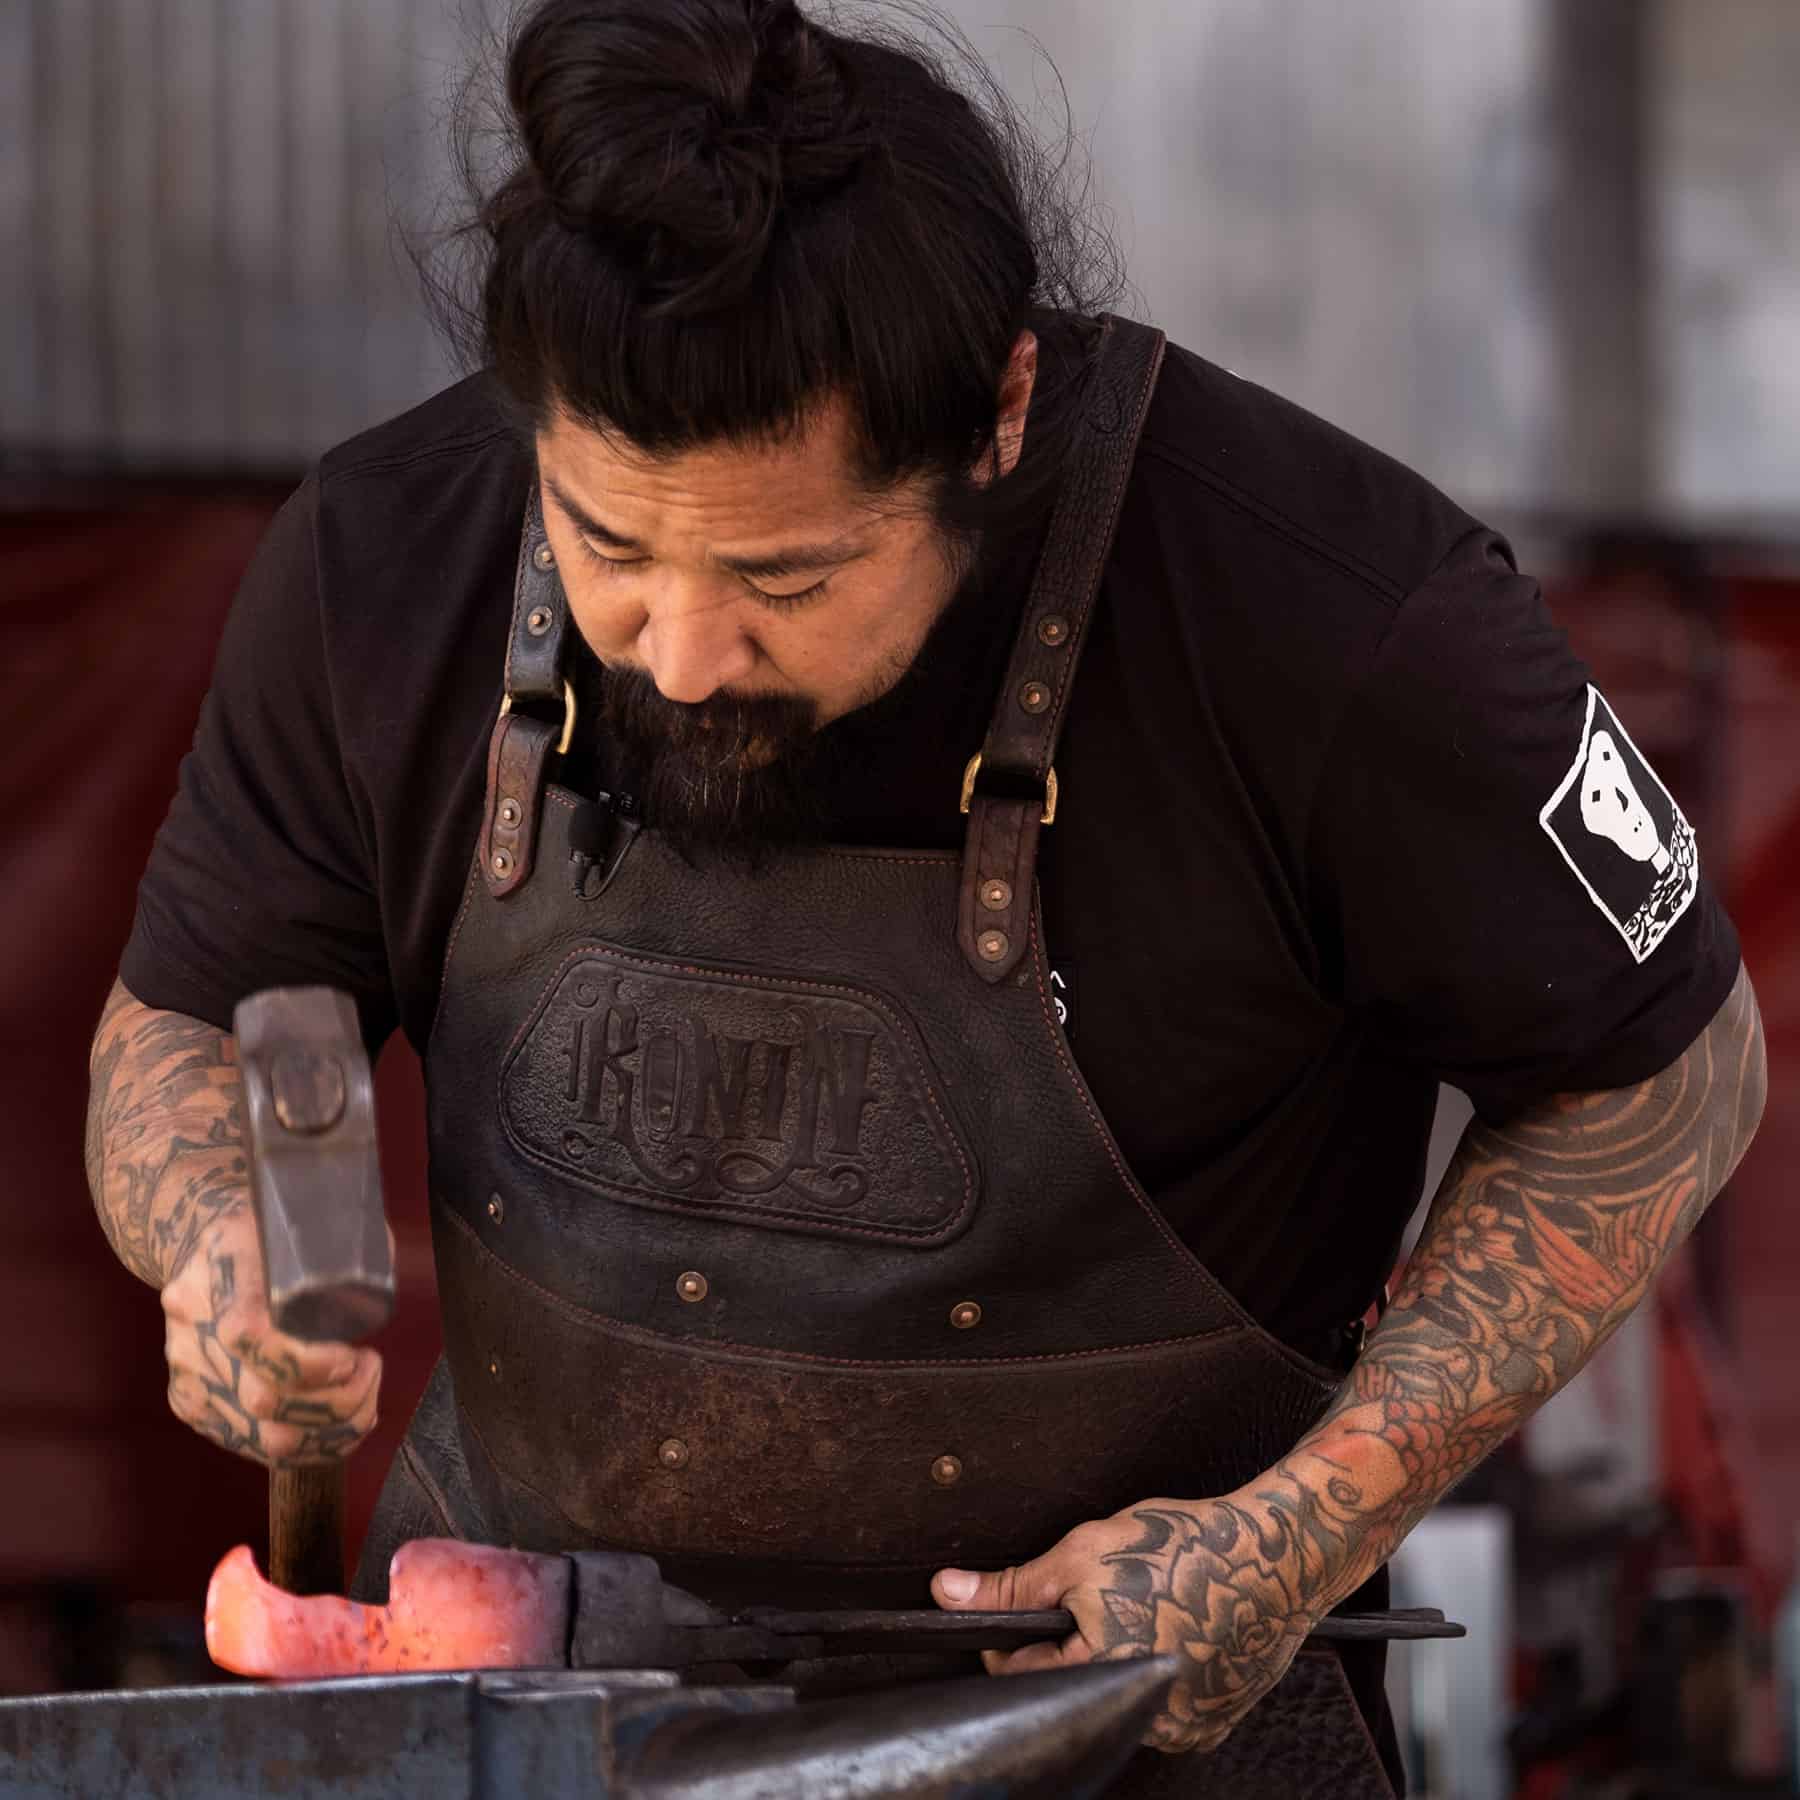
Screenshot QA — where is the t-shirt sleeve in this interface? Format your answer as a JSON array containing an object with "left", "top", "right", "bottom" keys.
[
  {"left": 120, "top": 475, "right": 397, "bottom": 1050},
  {"left": 1309, "top": 528, "right": 1740, "bottom": 1122}
]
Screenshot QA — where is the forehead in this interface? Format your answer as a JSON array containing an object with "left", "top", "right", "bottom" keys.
[{"left": 537, "top": 398, "right": 878, "bottom": 540}]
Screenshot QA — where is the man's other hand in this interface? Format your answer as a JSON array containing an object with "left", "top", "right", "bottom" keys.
[
  {"left": 160, "top": 1201, "right": 382, "bottom": 1468},
  {"left": 931, "top": 1494, "right": 1314, "bottom": 1754}
]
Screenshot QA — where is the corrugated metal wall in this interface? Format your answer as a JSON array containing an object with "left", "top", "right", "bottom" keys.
[
  {"left": 0, "top": 0, "right": 504, "bottom": 471},
  {"left": 1, "top": 0, "right": 1795, "bottom": 523},
  {"left": 3, "top": 0, "right": 1567, "bottom": 492}
]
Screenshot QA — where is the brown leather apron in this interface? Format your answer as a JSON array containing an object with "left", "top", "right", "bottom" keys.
[{"left": 360, "top": 318, "right": 1398, "bottom": 1797}]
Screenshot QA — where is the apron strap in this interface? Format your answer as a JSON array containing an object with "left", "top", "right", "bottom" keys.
[
  {"left": 957, "top": 314, "right": 1167, "bottom": 982},
  {"left": 480, "top": 489, "right": 575, "bottom": 898}
]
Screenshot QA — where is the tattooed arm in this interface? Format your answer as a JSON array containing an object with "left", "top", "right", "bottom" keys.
[
  {"left": 86, "top": 978, "right": 381, "bottom": 1466},
  {"left": 935, "top": 963, "right": 1766, "bottom": 1752},
  {"left": 86, "top": 977, "right": 249, "bottom": 1287}
]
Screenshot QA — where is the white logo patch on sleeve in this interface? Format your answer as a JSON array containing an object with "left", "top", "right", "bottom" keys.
[{"left": 1539, "top": 686, "right": 1699, "bottom": 963}]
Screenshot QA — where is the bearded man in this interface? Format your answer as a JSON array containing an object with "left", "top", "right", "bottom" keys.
[{"left": 86, "top": 2, "right": 1764, "bottom": 1794}]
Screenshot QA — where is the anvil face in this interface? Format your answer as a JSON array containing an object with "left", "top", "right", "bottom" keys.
[{"left": 0, "top": 1658, "right": 1179, "bottom": 1799}]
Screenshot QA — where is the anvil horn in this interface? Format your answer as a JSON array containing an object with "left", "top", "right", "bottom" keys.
[{"left": 628, "top": 1654, "right": 1180, "bottom": 1799}]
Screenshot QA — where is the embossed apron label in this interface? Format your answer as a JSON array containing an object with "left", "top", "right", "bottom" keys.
[{"left": 502, "top": 948, "right": 976, "bottom": 1242}]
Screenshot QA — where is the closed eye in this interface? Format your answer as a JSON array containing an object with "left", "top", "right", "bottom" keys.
[
  {"left": 576, "top": 534, "right": 648, "bottom": 572},
  {"left": 749, "top": 578, "right": 831, "bottom": 612},
  {"left": 576, "top": 530, "right": 831, "bottom": 610}
]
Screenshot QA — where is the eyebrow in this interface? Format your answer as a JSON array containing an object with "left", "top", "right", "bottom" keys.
[{"left": 540, "top": 471, "right": 873, "bottom": 583}]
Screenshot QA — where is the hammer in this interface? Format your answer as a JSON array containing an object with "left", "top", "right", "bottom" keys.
[{"left": 234, "top": 987, "right": 395, "bottom": 1596}]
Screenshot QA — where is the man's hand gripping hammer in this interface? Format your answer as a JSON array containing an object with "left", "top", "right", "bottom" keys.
[{"left": 233, "top": 988, "right": 395, "bottom": 1596}]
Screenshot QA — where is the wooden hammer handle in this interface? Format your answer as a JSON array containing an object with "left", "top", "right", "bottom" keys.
[{"left": 270, "top": 1463, "right": 348, "bottom": 1597}]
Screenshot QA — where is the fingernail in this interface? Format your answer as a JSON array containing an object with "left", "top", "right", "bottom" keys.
[{"left": 939, "top": 1569, "right": 979, "bottom": 1602}]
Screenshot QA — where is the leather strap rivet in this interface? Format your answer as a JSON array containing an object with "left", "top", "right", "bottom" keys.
[
  {"left": 490, "top": 848, "right": 514, "bottom": 877},
  {"left": 676, "top": 1270, "right": 709, "bottom": 1303},
  {"left": 487, "top": 1355, "right": 502, "bottom": 1380},
  {"left": 1019, "top": 680, "right": 1051, "bottom": 714},
  {"left": 486, "top": 1194, "right": 505, "bottom": 1224},
  {"left": 532, "top": 543, "right": 555, "bottom": 571},
  {"left": 950, "top": 1300, "right": 982, "bottom": 1330},
  {"left": 526, "top": 605, "right": 553, "bottom": 636},
  {"left": 658, "top": 1437, "right": 691, "bottom": 1471},
  {"left": 978, "top": 879, "right": 1011, "bottom": 912},
  {"left": 930, "top": 1455, "right": 963, "bottom": 1487},
  {"left": 976, "top": 929, "right": 1009, "bottom": 962},
  {"left": 497, "top": 798, "right": 521, "bottom": 829},
  {"left": 1037, "top": 613, "right": 1070, "bottom": 647}
]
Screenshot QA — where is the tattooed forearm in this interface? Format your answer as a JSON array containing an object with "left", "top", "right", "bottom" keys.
[
  {"left": 86, "top": 978, "right": 249, "bottom": 1287},
  {"left": 1268, "top": 960, "right": 1766, "bottom": 1605},
  {"left": 1086, "top": 966, "right": 1765, "bottom": 1751}
]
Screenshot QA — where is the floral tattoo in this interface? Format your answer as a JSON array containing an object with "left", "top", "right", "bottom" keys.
[{"left": 1088, "top": 965, "right": 1763, "bottom": 1754}]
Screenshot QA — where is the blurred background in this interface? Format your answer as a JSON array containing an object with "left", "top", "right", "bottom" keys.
[{"left": 1, "top": 1, "right": 1797, "bottom": 1794}]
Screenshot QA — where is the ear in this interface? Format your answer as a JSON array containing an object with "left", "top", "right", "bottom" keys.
[{"left": 983, "top": 329, "right": 1039, "bottom": 485}]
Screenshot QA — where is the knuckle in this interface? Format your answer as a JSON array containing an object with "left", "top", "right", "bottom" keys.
[
  {"left": 234, "top": 1370, "right": 281, "bottom": 1419},
  {"left": 258, "top": 1426, "right": 308, "bottom": 1467}
]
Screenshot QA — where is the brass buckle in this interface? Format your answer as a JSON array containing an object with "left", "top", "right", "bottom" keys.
[
  {"left": 499, "top": 679, "right": 577, "bottom": 757},
  {"left": 959, "top": 753, "right": 1058, "bottom": 826}
]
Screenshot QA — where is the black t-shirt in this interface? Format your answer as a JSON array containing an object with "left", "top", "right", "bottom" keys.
[{"left": 122, "top": 345, "right": 1740, "bottom": 1351}]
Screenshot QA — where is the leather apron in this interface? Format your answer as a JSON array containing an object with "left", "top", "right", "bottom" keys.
[{"left": 360, "top": 318, "right": 1398, "bottom": 1798}]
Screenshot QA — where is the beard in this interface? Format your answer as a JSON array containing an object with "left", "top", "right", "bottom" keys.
[
  {"left": 598, "top": 667, "right": 831, "bottom": 863},
  {"left": 596, "top": 533, "right": 980, "bottom": 863}
]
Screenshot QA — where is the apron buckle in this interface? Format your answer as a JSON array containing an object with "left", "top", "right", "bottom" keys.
[
  {"left": 959, "top": 753, "right": 1058, "bottom": 826},
  {"left": 499, "top": 679, "right": 578, "bottom": 758}
]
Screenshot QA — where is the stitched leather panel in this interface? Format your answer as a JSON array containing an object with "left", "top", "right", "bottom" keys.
[
  {"left": 500, "top": 944, "right": 977, "bottom": 1244},
  {"left": 436, "top": 1197, "right": 1340, "bottom": 1570},
  {"left": 435, "top": 807, "right": 1290, "bottom": 1361},
  {"left": 480, "top": 711, "right": 557, "bottom": 897}
]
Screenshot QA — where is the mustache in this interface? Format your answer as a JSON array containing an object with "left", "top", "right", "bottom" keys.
[{"left": 600, "top": 669, "right": 817, "bottom": 761}]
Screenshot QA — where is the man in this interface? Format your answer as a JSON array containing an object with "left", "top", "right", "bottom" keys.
[{"left": 86, "top": 1, "right": 1763, "bottom": 1793}]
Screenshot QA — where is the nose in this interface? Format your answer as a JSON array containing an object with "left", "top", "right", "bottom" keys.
[{"left": 636, "top": 595, "right": 759, "bottom": 705}]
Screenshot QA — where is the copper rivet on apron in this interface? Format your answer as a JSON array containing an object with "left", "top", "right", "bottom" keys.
[
  {"left": 978, "top": 879, "right": 1011, "bottom": 912},
  {"left": 488, "top": 1355, "right": 501, "bottom": 1379},
  {"left": 1037, "top": 613, "right": 1070, "bottom": 647},
  {"left": 977, "top": 929, "right": 1009, "bottom": 962},
  {"left": 658, "top": 1438, "right": 690, "bottom": 1470},
  {"left": 526, "top": 605, "right": 553, "bottom": 635},
  {"left": 533, "top": 543, "right": 555, "bottom": 571},
  {"left": 1019, "top": 680, "right": 1051, "bottom": 714},
  {"left": 491, "top": 848, "right": 514, "bottom": 877},
  {"left": 930, "top": 1455, "right": 963, "bottom": 1486},
  {"left": 497, "top": 798, "right": 521, "bottom": 828},
  {"left": 676, "top": 1270, "right": 709, "bottom": 1302},
  {"left": 950, "top": 1301, "right": 982, "bottom": 1330},
  {"left": 486, "top": 1193, "right": 505, "bottom": 1223}
]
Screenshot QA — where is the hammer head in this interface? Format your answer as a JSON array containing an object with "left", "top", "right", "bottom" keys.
[{"left": 234, "top": 987, "right": 395, "bottom": 1343}]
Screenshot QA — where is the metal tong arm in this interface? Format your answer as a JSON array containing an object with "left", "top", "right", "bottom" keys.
[{"left": 667, "top": 1604, "right": 1466, "bottom": 1665}]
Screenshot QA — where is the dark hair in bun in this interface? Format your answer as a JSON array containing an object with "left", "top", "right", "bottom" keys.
[{"left": 428, "top": 0, "right": 1123, "bottom": 523}]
